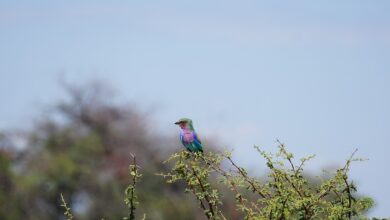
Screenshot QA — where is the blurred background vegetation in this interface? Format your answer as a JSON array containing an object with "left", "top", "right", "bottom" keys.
[
  {"left": 0, "top": 81, "right": 385, "bottom": 220},
  {"left": 0, "top": 81, "right": 222, "bottom": 220}
]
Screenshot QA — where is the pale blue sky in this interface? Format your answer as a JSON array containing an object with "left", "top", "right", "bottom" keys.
[{"left": 1, "top": 0, "right": 389, "bottom": 217}]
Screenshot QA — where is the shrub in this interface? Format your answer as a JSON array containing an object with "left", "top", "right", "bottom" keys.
[
  {"left": 61, "top": 142, "right": 379, "bottom": 220},
  {"left": 160, "top": 142, "right": 374, "bottom": 220}
]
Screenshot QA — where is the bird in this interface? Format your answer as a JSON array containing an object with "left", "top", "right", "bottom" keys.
[{"left": 174, "top": 118, "right": 203, "bottom": 153}]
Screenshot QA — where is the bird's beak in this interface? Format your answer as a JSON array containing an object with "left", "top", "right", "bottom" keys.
[{"left": 174, "top": 121, "right": 181, "bottom": 125}]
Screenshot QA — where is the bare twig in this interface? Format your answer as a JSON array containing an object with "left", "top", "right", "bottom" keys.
[{"left": 60, "top": 193, "right": 74, "bottom": 220}]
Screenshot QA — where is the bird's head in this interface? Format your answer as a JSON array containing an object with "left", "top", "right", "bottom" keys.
[{"left": 174, "top": 118, "right": 194, "bottom": 130}]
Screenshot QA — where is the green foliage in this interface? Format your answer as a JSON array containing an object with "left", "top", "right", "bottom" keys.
[
  {"left": 124, "top": 154, "right": 143, "bottom": 220},
  {"left": 159, "top": 151, "right": 225, "bottom": 220},
  {"left": 160, "top": 141, "right": 376, "bottom": 220},
  {"left": 0, "top": 151, "right": 23, "bottom": 220}
]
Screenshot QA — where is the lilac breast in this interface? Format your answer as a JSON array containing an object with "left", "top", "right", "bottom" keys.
[{"left": 182, "top": 130, "right": 194, "bottom": 143}]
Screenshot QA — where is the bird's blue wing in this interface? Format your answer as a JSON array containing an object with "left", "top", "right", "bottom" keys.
[
  {"left": 194, "top": 132, "right": 202, "bottom": 144},
  {"left": 193, "top": 132, "right": 203, "bottom": 152}
]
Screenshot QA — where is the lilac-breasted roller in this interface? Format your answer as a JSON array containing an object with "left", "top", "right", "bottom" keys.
[{"left": 174, "top": 118, "right": 203, "bottom": 153}]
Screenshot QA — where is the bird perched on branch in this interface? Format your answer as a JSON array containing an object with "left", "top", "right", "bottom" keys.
[{"left": 174, "top": 118, "right": 203, "bottom": 153}]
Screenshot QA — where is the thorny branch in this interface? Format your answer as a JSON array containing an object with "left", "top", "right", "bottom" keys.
[
  {"left": 124, "top": 153, "right": 142, "bottom": 220},
  {"left": 160, "top": 145, "right": 372, "bottom": 220}
]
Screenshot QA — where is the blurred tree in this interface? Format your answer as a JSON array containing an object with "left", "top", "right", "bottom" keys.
[
  {"left": 0, "top": 81, "right": 384, "bottom": 220},
  {"left": 0, "top": 147, "right": 23, "bottom": 220},
  {"left": 0, "top": 81, "right": 205, "bottom": 220}
]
